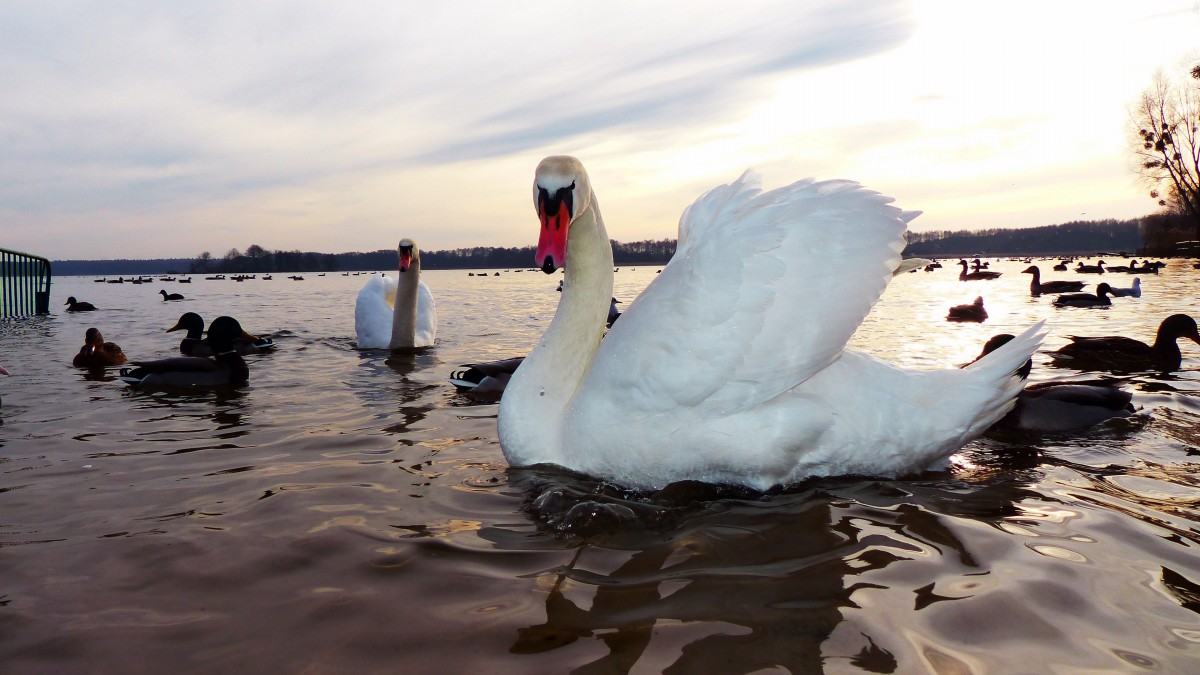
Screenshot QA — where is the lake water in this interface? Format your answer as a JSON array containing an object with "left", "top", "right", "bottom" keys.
[{"left": 2, "top": 259, "right": 1199, "bottom": 674}]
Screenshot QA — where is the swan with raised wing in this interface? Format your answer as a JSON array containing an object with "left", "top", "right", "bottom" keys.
[
  {"left": 498, "top": 156, "right": 1045, "bottom": 491},
  {"left": 354, "top": 239, "right": 437, "bottom": 350}
]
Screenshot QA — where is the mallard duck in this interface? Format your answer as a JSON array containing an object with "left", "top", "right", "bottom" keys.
[
  {"left": 1050, "top": 314, "right": 1200, "bottom": 373},
  {"left": 1074, "top": 260, "right": 1106, "bottom": 274},
  {"left": 449, "top": 357, "right": 526, "bottom": 401},
  {"left": 159, "top": 289, "right": 185, "bottom": 301},
  {"left": 72, "top": 328, "right": 128, "bottom": 367},
  {"left": 64, "top": 297, "right": 96, "bottom": 312},
  {"left": 1022, "top": 265, "right": 1085, "bottom": 295},
  {"left": 1053, "top": 283, "right": 1113, "bottom": 308},
  {"left": 946, "top": 297, "right": 988, "bottom": 322},
  {"left": 971, "top": 335, "right": 1134, "bottom": 432},
  {"left": 166, "top": 312, "right": 275, "bottom": 356},
  {"left": 497, "top": 156, "right": 1044, "bottom": 490},
  {"left": 120, "top": 316, "right": 252, "bottom": 388}
]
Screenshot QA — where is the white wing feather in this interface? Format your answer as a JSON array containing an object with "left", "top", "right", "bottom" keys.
[
  {"left": 354, "top": 276, "right": 397, "bottom": 349},
  {"left": 584, "top": 174, "right": 912, "bottom": 414}
]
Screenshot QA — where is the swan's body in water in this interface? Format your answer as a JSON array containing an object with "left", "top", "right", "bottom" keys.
[
  {"left": 354, "top": 239, "right": 437, "bottom": 350},
  {"left": 498, "top": 156, "right": 1044, "bottom": 491}
]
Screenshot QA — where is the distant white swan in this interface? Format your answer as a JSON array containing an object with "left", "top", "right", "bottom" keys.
[
  {"left": 355, "top": 239, "right": 437, "bottom": 349},
  {"left": 498, "top": 156, "right": 1045, "bottom": 491}
]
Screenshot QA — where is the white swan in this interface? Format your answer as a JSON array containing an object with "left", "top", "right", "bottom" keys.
[
  {"left": 354, "top": 239, "right": 437, "bottom": 349},
  {"left": 498, "top": 156, "right": 1045, "bottom": 491}
]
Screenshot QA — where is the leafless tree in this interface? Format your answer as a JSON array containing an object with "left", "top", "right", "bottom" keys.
[{"left": 1130, "top": 61, "right": 1200, "bottom": 240}]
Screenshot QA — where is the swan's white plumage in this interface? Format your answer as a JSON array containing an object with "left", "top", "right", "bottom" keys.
[
  {"left": 499, "top": 156, "right": 1044, "bottom": 491},
  {"left": 354, "top": 275, "right": 436, "bottom": 349}
]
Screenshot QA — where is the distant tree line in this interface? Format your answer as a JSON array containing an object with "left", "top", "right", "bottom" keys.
[
  {"left": 184, "top": 239, "right": 679, "bottom": 274},
  {"left": 52, "top": 218, "right": 1197, "bottom": 277},
  {"left": 902, "top": 219, "right": 1142, "bottom": 257}
]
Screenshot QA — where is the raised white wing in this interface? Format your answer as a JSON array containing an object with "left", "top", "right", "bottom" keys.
[
  {"left": 353, "top": 275, "right": 398, "bottom": 349},
  {"left": 415, "top": 280, "right": 438, "bottom": 347},
  {"left": 585, "top": 173, "right": 912, "bottom": 415}
]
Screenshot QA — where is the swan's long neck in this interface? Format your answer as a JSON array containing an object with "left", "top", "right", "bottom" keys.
[
  {"left": 390, "top": 257, "right": 421, "bottom": 350},
  {"left": 498, "top": 193, "right": 614, "bottom": 462}
]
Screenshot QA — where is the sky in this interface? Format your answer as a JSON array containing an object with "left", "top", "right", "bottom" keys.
[{"left": 2, "top": 1, "right": 1198, "bottom": 261}]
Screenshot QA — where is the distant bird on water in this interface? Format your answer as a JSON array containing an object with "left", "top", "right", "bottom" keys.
[
  {"left": 1053, "top": 283, "right": 1113, "bottom": 308},
  {"left": 946, "top": 297, "right": 988, "bottom": 322},
  {"left": 1107, "top": 278, "right": 1141, "bottom": 298},
  {"left": 957, "top": 259, "right": 1001, "bottom": 280},
  {"left": 1050, "top": 314, "right": 1200, "bottom": 373},
  {"left": 1022, "top": 265, "right": 1085, "bottom": 296},
  {"left": 64, "top": 297, "right": 96, "bottom": 312},
  {"left": 159, "top": 289, "right": 185, "bottom": 301}
]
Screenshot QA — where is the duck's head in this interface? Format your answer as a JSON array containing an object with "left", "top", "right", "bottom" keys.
[
  {"left": 398, "top": 238, "right": 419, "bottom": 273},
  {"left": 1021, "top": 266, "right": 1038, "bottom": 275},
  {"left": 975, "top": 333, "right": 1033, "bottom": 379},
  {"left": 166, "top": 312, "right": 205, "bottom": 339},
  {"left": 65, "top": 296, "right": 77, "bottom": 305},
  {"left": 533, "top": 156, "right": 591, "bottom": 274},
  {"left": 205, "top": 316, "right": 255, "bottom": 354},
  {"left": 83, "top": 327, "right": 105, "bottom": 350},
  {"left": 1159, "top": 314, "right": 1200, "bottom": 346},
  {"left": 1096, "top": 282, "right": 1113, "bottom": 296}
]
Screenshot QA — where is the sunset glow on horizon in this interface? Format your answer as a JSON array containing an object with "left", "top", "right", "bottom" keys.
[{"left": 2, "top": 0, "right": 1198, "bottom": 260}]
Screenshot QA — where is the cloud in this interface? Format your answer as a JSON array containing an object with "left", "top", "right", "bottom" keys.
[{"left": 3, "top": 1, "right": 1195, "bottom": 259}]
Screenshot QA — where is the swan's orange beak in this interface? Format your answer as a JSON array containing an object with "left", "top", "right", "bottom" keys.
[
  {"left": 399, "top": 246, "right": 413, "bottom": 273},
  {"left": 536, "top": 184, "right": 573, "bottom": 274}
]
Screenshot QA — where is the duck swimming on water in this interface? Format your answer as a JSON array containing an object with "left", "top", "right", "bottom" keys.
[
  {"left": 121, "top": 316, "right": 253, "bottom": 388},
  {"left": 72, "top": 328, "right": 127, "bottom": 368},
  {"left": 1022, "top": 265, "right": 1085, "bottom": 296},
  {"left": 159, "top": 289, "right": 185, "bottom": 301},
  {"left": 64, "top": 297, "right": 96, "bottom": 312},
  {"left": 1050, "top": 314, "right": 1200, "bottom": 373},
  {"left": 497, "top": 155, "right": 1045, "bottom": 491},
  {"left": 946, "top": 297, "right": 988, "bottom": 322},
  {"left": 1053, "top": 283, "right": 1113, "bottom": 308},
  {"left": 166, "top": 312, "right": 275, "bottom": 356},
  {"left": 957, "top": 259, "right": 1001, "bottom": 280},
  {"left": 970, "top": 335, "right": 1135, "bottom": 432}
]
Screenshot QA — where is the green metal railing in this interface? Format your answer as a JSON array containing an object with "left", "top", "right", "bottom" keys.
[{"left": 1, "top": 248, "right": 52, "bottom": 317}]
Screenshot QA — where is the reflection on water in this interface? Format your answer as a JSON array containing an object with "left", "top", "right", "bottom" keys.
[{"left": 1, "top": 261, "right": 1199, "bottom": 672}]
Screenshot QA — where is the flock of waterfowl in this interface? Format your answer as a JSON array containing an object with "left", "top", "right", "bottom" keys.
[{"left": 28, "top": 156, "right": 1200, "bottom": 491}]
